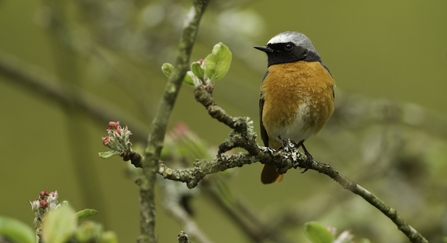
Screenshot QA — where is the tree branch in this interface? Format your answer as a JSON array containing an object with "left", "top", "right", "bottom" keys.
[
  {"left": 156, "top": 84, "right": 428, "bottom": 243},
  {"left": 138, "top": 1, "right": 209, "bottom": 242}
]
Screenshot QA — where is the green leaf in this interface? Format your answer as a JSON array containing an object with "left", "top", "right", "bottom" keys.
[
  {"left": 98, "top": 151, "right": 120, "bottom": 159},
  {"left": 304, "top": 222, "right": 333, "bottom": 243},
  {"left": 161, "top": 63, "right": 174, "bottom": 78},
  {"left": 76, "top": 209, "right": 98, "bottom": 221},
  {"left": 162, "top": 63, "right": 195, "bottom": 86},
  {"left": 191, "top": 61, "right": 205, "bottom": 81},
  {"left": 0, "top": 216, "right": 35, "bottom": 243},
  {"left": 184, "top": 71, "right": 195, "bottom": 86},
  {"left": 42, "top": 204, "right": 77, "bottom": 243},
  {"left": 203, "top": 42, "right": 232, "bottom": 82}
]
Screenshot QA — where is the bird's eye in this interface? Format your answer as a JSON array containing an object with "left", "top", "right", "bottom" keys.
[{"left": 284, "top": 43, "right": 294, "bottom": 51}]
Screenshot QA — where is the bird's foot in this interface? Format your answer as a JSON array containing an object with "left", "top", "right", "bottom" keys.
[{"left": 266, "top": 147, "right": 275, "bottom": 155}]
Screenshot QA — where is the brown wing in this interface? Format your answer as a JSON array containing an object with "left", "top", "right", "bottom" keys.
[
  {"left": 259, "top": 97, "right": 269, "bottom": 147},
  {"left": 259, "top": 71, "right": 269, "bottom": 147}
]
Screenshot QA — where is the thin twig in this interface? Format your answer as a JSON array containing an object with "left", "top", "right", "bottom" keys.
[{"left": 138, "top": 1, "right": 210, "bottom": 242}]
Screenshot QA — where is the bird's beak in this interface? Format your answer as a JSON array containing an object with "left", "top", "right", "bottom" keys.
[{"left": 254, "top": 45, "right": 273, "bottom": 53}]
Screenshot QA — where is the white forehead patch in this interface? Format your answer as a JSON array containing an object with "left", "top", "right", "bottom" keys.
[
  {"left": 266, "top": 31, "right": 319, "bottom": 55},
  {"left": 267, "top": 32, "right": 307, "bottom": 44}
]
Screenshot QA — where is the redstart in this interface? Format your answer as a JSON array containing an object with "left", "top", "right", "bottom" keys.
[{"left": 254, "top": 31, "right": 335, "bottom": 184}]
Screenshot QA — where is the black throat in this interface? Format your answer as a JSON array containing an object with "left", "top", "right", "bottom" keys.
[
  {"left": 265, "top": 44, "right": 331, "bottom": 74},
  {"left": 266, "top": 44, "right": 322, "bottom": 66}
]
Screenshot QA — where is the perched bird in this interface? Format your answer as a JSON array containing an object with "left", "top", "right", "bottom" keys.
[{"left": 255, "top": 31, "right": 335, "bottom": 184}]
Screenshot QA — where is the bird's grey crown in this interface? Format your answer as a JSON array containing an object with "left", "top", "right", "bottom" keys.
[{"left": 267, "top": 31, "right": 319, "bottom": 56}]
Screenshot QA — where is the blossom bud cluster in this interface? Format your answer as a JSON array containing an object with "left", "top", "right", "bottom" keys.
[
  {"left": 29, "top": 190, "right": 60, "bottom": 232},
  {"left": 102, "top": 121, "right": 132, "bottom": 153}
]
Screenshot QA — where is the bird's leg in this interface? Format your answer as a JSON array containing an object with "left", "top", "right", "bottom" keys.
[
  {"left": 278, "top": 137, "right": 313, "bottom": 172},
  {"left": 299, "top": 142, "right": 313, "bottom": 162},
  {"left": 298, "top": 141, "right": 313, "bottom": 173}
]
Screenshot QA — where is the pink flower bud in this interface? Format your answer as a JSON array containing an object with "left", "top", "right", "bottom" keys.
[
  {"left": 39, "top": 190, "right": 49, "bottom": 199},
  {"left": 116, "top": 128, "right": 122, "bottom": 135},
  {"left": 199, "top": 59, "right": 204, "bottom": 65},
  {"left": 102, "top": 136, "right": 111, "bottom": 146},
  {"left": 40, "top": 200, "right": 48, "bottom": 208},
  {"left": 108, "top": 121, "right": 120, "bottom": 130}
]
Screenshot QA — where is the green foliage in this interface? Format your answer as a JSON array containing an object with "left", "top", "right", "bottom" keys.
[
  {"left": 39, "top": 205, "right": 117, "bottom": 242},
  {"left": 76, "top": 209, "right": 98, "bottom": 221},
  {"left": 191, "top": 61, "right": 205, "bottom": 81},
  {"left": 29, "top": 193, "right": 116, "bottom": 243},
  {"left": 0, "top": 216, "right": 35, "bottom": 243},
  {"left": 183, "top": 72, "right": 195, "bottom": 86},
  {"left": 304, "top": 222, "right": 333, "bottom": 243},
  {"left": 203, "top": 42, "right": 232, "bottom": 82},
  {"left": 161, "top": 42, "right": 232, "bottom": 86},
  {"left": 161, "top": 63, "right": 174, "bottom": 78},
  {"left": 74, "top": 221, "right": 118, "bottom": 243},
  {"left": 162, "top": 62, "right": 195, "bottom": 85},
  {"left": 42, "top": 203, "right": 77, "bottom": 243}
]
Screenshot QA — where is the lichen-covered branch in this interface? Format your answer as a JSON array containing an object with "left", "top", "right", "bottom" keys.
[
  {"left": 155, "top": 84, "right": 428, "bottom": 243},
  {"left": 158, "top": 153, "right": 258, "bottom": 188},
  {"left": 296, "top": 158, "right": 427, "bottom": 243},
  {"left": 138, "top": 1, "right": 209, "bottom": 242}
]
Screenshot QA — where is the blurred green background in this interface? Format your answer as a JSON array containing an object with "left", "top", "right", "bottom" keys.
[{"left": 1, "top": 0, "right": 447, "bottom": 242}]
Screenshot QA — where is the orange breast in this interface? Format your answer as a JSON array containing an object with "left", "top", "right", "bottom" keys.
[{"left": 261, "top": 61, "right": 335, "bottom": 149}]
